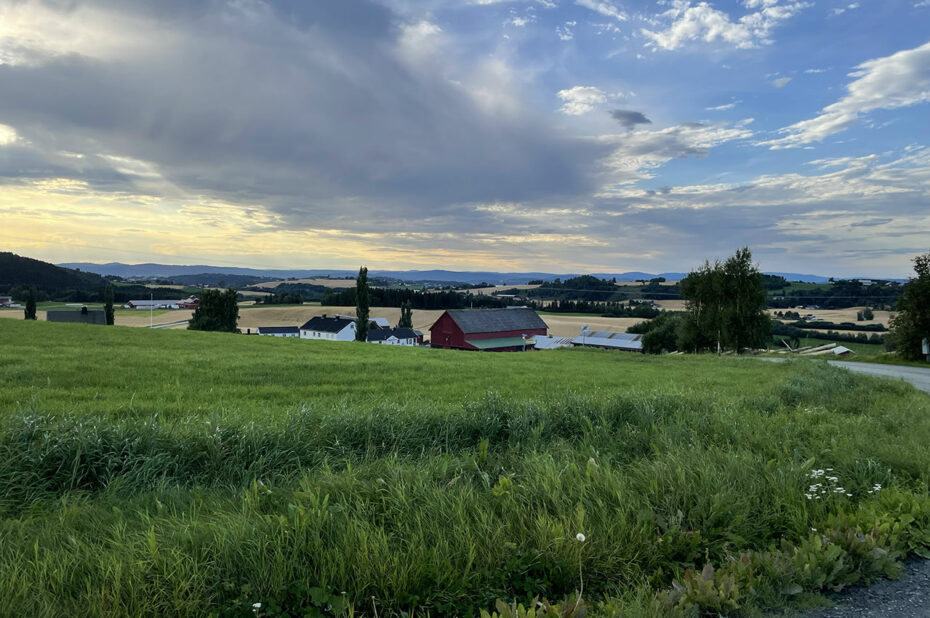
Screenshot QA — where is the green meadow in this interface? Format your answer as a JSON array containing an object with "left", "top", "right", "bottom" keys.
[{"left": 1, "top": 320, "right": 929, "bottom": 617}]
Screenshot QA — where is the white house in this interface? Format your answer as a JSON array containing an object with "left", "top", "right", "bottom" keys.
[
  {"left": 299, "top": 315, "right": 357, "bottom": 341},
  {"left": 367, "top": 327, "right": 418, "bottom": 346},
  {"left": 256, "top": 326, "right": 300, "bottom": 337}
]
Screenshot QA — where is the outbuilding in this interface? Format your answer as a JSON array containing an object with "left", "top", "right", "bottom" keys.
[
  {"left": 429, "top": 307, "right": 547, "bottom": 351},
  {"left": 46, "top": 308, "right": 107, "bottom": 325},
  {"left": 256, "top": 326, "right": 300, "bottom": 337},
  {"left": 367, "top": 327, "right": 419, "bottom": 346}
]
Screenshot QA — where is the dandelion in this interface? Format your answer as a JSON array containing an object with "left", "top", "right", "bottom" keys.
[{"left": 576, "top": 533, "right": 586, "bottom": 542}]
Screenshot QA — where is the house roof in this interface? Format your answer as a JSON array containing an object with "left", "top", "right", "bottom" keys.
[
  {"left": 299, "top": 316, "right": 355, "bottom": 333},
  {"left": 443, "top": 307, "right": 547, "bottom": 334},
  {"left": 257, "top": 326, "right": 299, "bottom": 334}
]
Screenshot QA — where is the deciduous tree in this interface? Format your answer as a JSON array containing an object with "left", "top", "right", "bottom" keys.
[
  {"left": 679, "top": 247, "right": 770, "bottom": 353},
  {"left": 188, "top": 288, "right": 239, "bottom": 332},
  {"left": 888, "top": 252, "right": 930, "bottom": 360}
]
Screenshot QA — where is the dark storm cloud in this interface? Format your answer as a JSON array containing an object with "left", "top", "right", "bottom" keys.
[
  {"left": 610, "top": 109, "right": 652, "bottom": 128},
  {"left": 0, "top": 0, "right": 609, "bottom": 232}
]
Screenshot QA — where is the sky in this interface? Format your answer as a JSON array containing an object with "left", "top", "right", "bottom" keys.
[{"left": 0, "top": 0, "right": 928, "bottom": 277}]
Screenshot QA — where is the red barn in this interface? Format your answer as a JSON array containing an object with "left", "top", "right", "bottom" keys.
[{"left": 429, "top": 307, "right": 548, "bottom": 351}]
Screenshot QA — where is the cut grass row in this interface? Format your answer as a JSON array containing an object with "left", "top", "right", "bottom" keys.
[{"left": 0, "top": 320, "right": 929, "bottom": 616}]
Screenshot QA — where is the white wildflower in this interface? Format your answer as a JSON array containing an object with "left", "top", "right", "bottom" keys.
[{"left": 576, "top": 533, "right": 586, "bottom": 542}]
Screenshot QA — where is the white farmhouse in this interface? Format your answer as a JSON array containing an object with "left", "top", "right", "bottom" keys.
[{"left": 299, "top": 315, "right": 357, "bottom": 341}]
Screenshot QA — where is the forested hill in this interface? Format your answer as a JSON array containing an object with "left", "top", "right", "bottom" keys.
[
  {"left": 0, "top": 252, "right": 189, "bottom": 303},
  {"left": 0, "top": 252, "right": 109, "bottom": 297}
]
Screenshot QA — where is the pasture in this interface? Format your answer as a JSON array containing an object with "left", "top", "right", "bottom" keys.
[{"left": 1, "top": 320, "right": 929, "bottom": 616}]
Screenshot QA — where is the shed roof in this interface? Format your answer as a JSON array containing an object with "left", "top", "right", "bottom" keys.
[
  {"left": 367, "top": 327, "right": 419, "bottom": 342},
  {"left": 571, "top": 331, "right": 643, "bottom": 350},
  {"left": 444, "top": 307, "right": 547, "bottom": 334},
  {"left": 257, "top": 326, "right": 299, "bottom": 334},
  {"left": 466, "top": 336, "right": 529, "bottom": 350}
]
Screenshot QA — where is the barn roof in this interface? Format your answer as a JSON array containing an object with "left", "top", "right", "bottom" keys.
[
  {"left": 299, "top": 315, "right": 355, "bottom": 333},
  {"left": 444, "top": 308, "right": 547, "bottom": 334}
]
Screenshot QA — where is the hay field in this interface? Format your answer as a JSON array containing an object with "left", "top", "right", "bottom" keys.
[
  {"left": 252, "top": 278, "right": 356, "bottom": 289},
  {"left": 541, "top": 314, "right": 643, "bottom": 337},
  {"left": 461, "top": 284, "right": 541, "bottom": 295}
]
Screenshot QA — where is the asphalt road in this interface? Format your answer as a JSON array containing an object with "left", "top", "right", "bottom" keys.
[
  {"left": 827, "top": 361, "right": 930, "bottom": 394},
  {"left": 758, "top": 358, "right": 930, "bottom": 394},
  {"left": 804, "top": 558, "right": 930, "bottom": 618}
]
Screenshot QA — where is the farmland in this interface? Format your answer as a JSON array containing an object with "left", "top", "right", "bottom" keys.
[{"left": 1, "top": 319, "right": 930, "bottom": 616}]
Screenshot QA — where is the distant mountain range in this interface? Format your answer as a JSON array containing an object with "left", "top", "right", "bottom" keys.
[{"left": 59, "top": 262, "right": 841, "bottom": 285}]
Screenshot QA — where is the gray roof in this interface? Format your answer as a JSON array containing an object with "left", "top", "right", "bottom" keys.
[
  {"left": 571, "top": 331, "right": 643, "bottom": 350},
  {"left": 299, "top": 316, "right": 355, "bottom": 333},
  {"left": 444, "top": 308, "right": 547, "bottom": 334},
  {"left": 367, "top": 327, "right": 419, "bottom": 342},
  {"left": 46, "top": 310, "right": 107, "bottom": 325},
  {"left": 257, "top": 326, "right": 299, "bottom": 334}
]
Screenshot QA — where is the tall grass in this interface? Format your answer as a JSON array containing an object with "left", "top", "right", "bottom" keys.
[{"left": 0, "top": 320, "right": 929, "bottom": 616}]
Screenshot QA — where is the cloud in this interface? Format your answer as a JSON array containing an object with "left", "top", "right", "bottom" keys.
[
  {"left": 575, "top": 0, "right": 627, "bottom": 21},
  {"left": 0, "top": 124, "right": 18, "bottom": 146},
  {"left": 850, "top": 218, "right": 894, "bottom": 227},
  {"left": 610, "top": 109, "right": 652, "bottom": 128},
  {"left": 772, "top": 76, "right": 792, "bottom": 87},
  {"left": 556, "top": 21, "right": 577, "bottom": 40},
  {"left": 760, "top": 41, "right": 930, "bottom": 148},
  {"left": 642, "top": 0, "right": 808, "bottom": 51},
  {"left": 705, "top": 101, "right": 740, "bottom": 111},
  {"left": 0, "top": 0, "right": 613, "bottom": 233},
  {"left": 557, "top": 86, "right": 607, "bottom": 114}
]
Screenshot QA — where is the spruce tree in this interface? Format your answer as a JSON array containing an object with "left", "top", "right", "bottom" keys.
[
  {"left": 355, "top": 266, "right": 370, "bottom": 342},
  {"left": 104, "top": 284, "right": 115, "bottom": 325},
  {"left": 398, "top": 300, "right": 413, "bottom": 328},
  {"left": 24, "top": 287, "right": 37, "bottom": 320}
]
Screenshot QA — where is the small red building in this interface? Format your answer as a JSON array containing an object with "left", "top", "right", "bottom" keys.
[{"left": 429, "top": 307, "right": 548, "bottom": 351}]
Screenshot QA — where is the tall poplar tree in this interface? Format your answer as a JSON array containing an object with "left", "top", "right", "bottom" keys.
[
  {"left": 397, "top": 300, "right": 413, "bottom": 328},
  {"left": 355, "top": 266, "right": 370, "bottom": 342},
  {"left": 24, "top": 287, "right": 37, "bottom": 320},
  {"left": 104, "top": 284, "right": 115, "bottom": 325}
]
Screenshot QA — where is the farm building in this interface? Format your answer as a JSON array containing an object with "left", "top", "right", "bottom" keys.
[
  {"left": 532, "top": 335, "right": 574, "bottom": 350},
  {"left": 127, "top": 299, "right": 181, "bottom": 310},
  {"left": 46, "top": 308, "right": 107, "bottom": 325},
  {"left": 571, "top": 331, "right": 643, "bottom": 352},
  {"left": 299, "top": 315, "right": 356, "bottom": 341},
  {"left": 367, "top": 327, "right": 419, "bottom": 346},
  {"left": 256, "top": 326, "right": 299, "bottom": 337},
  {"left": 429, "top": 307, "right": 547, "bottom": 351},
  {"left": 0, "top": 296, "right": 12, "bottom": 306}
]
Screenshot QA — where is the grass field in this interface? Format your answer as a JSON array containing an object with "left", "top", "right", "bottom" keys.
[{"left": 1, "top": 320, "right": 929, "bottom": 616}]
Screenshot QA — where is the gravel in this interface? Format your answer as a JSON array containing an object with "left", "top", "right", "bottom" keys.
[{"left": 804, "top": 558, "right": 930, "bottom": 617}]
